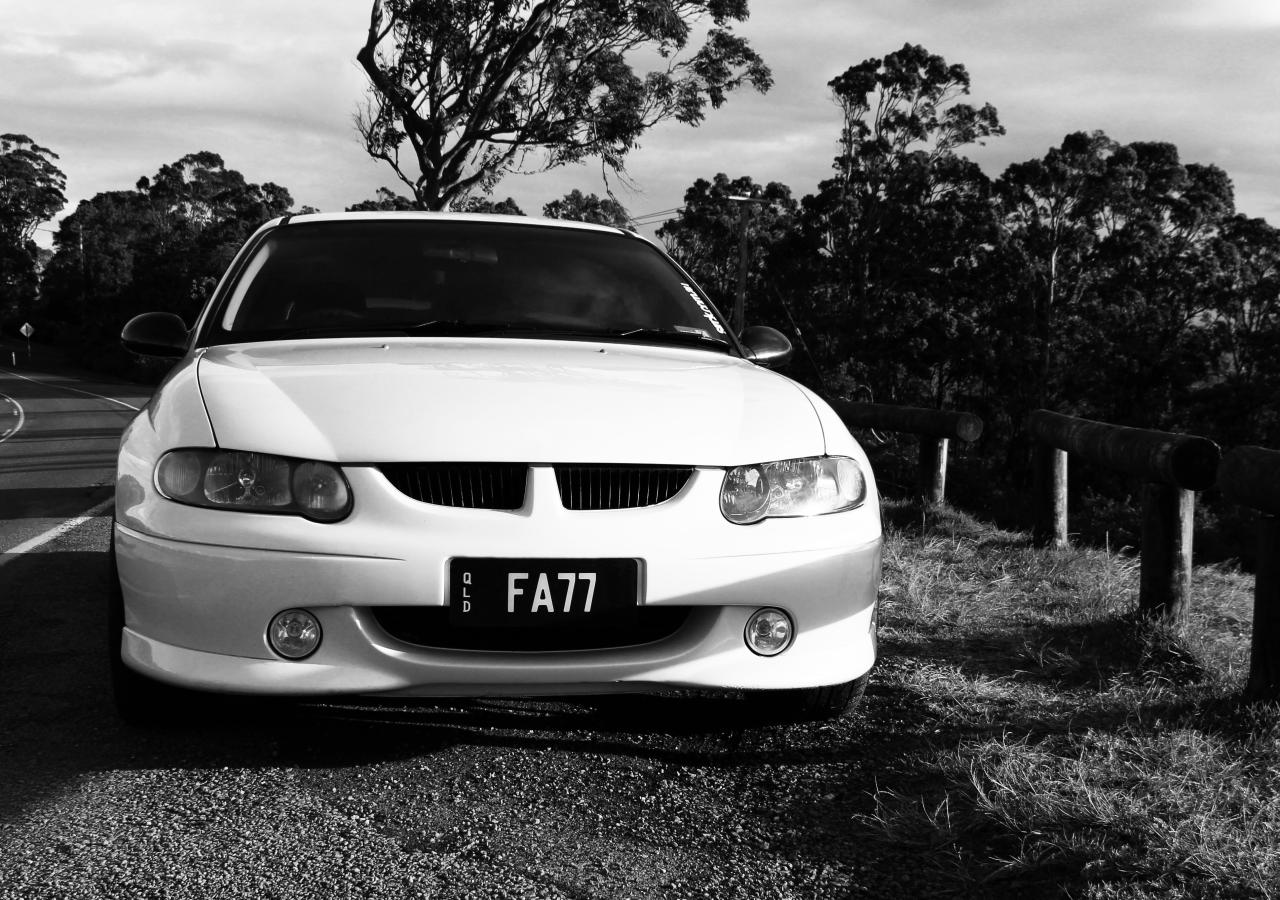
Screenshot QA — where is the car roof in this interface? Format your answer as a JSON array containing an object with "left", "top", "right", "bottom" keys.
[{"left": 272, "top": 210, "right": 633, "bottom": 236}]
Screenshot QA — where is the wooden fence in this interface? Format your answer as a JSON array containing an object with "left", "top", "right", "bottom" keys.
[
  {"left": 835, "top": 401, "right": 1275, "bottom": 699},
  {"left": 1219, "top": 446, "right": 1280, "bottom": 702},
  {"left": 1027, "top": 410, "right": 1221, "bottom": 623},
  {"left": 827, "top": 400, "right": 983, "bottom": 506}
]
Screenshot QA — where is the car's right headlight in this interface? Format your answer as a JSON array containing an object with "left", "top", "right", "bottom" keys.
[
  {"left": 155, "top": 449, "right": 352, "bottom": 522},
  {"left": 720, "top": 455, "right": 866, "bottom": 525}
]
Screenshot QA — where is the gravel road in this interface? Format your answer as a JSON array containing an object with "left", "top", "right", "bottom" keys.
[{"left": 0, "top": 516, "right": 946, "bottom": 899}]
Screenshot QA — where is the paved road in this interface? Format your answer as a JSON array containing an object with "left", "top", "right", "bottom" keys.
[
  {"left": 0, "top": 367, "right": 151, "bottom": 555},
  {"left": 0, "top": 365, "right": 938, "bottom": 900}
]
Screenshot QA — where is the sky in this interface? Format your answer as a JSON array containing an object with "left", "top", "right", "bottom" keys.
[{"left": 4, "top": 0, "right": 1278, "bottom": 246}]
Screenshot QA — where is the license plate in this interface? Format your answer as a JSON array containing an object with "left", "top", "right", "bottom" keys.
[{"left": 449, "top": 558, "right": 639, "bottom": 627}]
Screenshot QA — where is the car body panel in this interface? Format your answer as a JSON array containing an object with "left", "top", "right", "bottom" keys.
[{"left": 194, "top": 339, "right": 823, "bottom": 466}]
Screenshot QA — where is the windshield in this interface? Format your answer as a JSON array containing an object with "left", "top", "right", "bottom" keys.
[{"left": 206, "top": 220, "right": 732, "bottom": 350}]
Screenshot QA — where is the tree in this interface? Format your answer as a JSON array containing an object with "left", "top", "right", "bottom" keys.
[
  {"left": 40, "top": 153, "right": 292, "bottom": 374},
  {"left": 991, "top": 134, "right": 1238, "bottom": 425},
  {"left": 348, "top": 187, "right": 524, "bottom": 214},
  {"left": 0, "top": 134, "right": 66, "bottom": 320},
  {"left": 782, "top": 45, "right": 1002, "bottom": 405},
  {"left": 0, "top": 134, "right": 66, "bottom": 243},
  {"left": 347, "top": 187, "right": 419, "bottom": 211},
  {"left": 457, "top": 196, "right": 525, "bottom": 215},
  {"left": 355, "top": 0, "right": 771, "bottom": 209},
  {"left": 993, "top": 130, "right": 1117, "bottom": 408},
  {"left": 542, "top": 189, "right": 629, "bottom": 226},
  {"left": 1080, "top": 143, "right": 1235, "bottom": 426},
  {"left": 658, "top": 174, "right": 795, "bottom": 316},
  {"left": 1196, "top": 215, "right": 1280, "bottom": 447},
  {"left": 819, "top": 44, "right": 1002, "bottom": 305}
]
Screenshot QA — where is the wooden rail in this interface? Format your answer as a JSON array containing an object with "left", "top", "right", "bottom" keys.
[
  {"left": 1028, "top": 410, "right": 1221, "bottom": 623},
  {"left": 828, "top": 400, "right": 984, "bottom": 505},
  {"left": 1219, "top": 446, "right": 1280, "bottom": 702}
]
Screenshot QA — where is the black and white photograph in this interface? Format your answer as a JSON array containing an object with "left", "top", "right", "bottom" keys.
[{"left": 1, "top": 1, "right": 1278, "bottom": 897}]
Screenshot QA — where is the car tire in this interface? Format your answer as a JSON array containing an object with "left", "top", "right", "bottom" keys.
[{"left": 108, "top": 525, "right": 181, "bottom": 727}]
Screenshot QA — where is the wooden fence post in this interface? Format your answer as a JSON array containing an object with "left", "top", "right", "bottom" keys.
[
  {"left": 1138, "top": 483, "right": 1195, "bottom": 623},
  {"left": 918, "top": 437, "right": 948, "bottom": 506},
  {"left": 1027, "top": 410, "right": 1219, "bottom": 622},
  {"left": 1219, "top": 446, "right": 1280, "bottom": 702},
  {"left": 1032, "top": 443, "right": 1068, "bottom": 549},
  {"left": 827, "top": 400, "right": 983, "bottom": 508},
  {"left": 1246, "top": 515, "right": 1280, "bottom": 702}
]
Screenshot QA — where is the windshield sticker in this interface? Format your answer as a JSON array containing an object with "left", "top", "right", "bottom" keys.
[{"left": 681, "top": 283, "right": 726, "bottom": 335}]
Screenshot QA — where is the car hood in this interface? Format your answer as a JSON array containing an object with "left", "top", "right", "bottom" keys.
[{"left": 195, "top": 338, "right": 826, "bottom": 465}]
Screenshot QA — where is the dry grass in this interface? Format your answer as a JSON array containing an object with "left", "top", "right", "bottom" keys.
[{"left": 863, "top": 501, "right": 1278, "bottom": 899}]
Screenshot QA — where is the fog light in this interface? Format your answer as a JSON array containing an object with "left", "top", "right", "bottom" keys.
[
  {"left": 745, "top": 608, "right": 794, "bottom": 656},
  {"left": 268, "top": 609, "right": 322, "bottom": 660}
]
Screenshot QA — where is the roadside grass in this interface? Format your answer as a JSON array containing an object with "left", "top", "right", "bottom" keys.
[{"left": 865, "top": 500, "right": 1279, "bottom": 899}]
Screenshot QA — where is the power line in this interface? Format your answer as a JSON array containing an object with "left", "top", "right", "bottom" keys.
[{"left": 627, "top": 206, "right": 683, "bottom": 227}]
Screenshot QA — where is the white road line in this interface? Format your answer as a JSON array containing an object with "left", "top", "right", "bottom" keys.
[
  {"left": 0, "top": 391, "right": 25, "bottom": 445},
  {"left": 0, "top": 497, "right": 115, "bottom": 568},
  {"left": 1, "top": 370, "right": 142, "bottom": 412}
]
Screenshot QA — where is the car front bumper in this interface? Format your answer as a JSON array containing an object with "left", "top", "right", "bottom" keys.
[{"left": 115, "top": 465, "right": 882, "bottom": 697}]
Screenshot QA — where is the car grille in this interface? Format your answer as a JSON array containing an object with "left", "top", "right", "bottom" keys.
[
  {"left": 380, "top": 463, "right": 694, "bottom": 510},
  {"left": 554, "top": 465, "right": 693, "bottom": 510},
  {"left": 379, "top": 463, "right": 527, "bottom": 510},
  {"left": 370, "top": 606, "right": 693, "bottom": 652}
]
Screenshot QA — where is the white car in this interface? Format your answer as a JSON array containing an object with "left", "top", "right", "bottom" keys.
[{"left": 111, "top": 212, "right": 881, "bottom": 724}]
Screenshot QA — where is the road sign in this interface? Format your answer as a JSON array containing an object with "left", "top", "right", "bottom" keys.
[{"left": 19, "top": 323, "right": 33, "bottom": 338}]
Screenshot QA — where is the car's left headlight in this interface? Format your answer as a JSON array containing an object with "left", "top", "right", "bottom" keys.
[
  {"left": 155, "top": 449, "right": 352, "bottom": 522},
  {"left": 720, "top": 456, "right": 866, "bottom": 525}
]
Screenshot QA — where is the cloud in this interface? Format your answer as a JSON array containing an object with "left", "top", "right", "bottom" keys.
[
  {"left": 7, "top": 0, "right": 1278, "bottom": 240},
  {"left": 1165, "top": 0, "right": 1280, "bottom": 29}
]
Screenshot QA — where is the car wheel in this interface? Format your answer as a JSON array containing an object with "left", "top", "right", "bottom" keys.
[{"left": 107, "top": 525, "right": 180, "bottom": 727}]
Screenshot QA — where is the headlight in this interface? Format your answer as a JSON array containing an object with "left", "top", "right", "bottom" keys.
[
  {"left": 155, "top": 449, "right": 352, "bottom": 522},
  {"left": 720, "top": 456, "right": 866, "bottom": 525}
]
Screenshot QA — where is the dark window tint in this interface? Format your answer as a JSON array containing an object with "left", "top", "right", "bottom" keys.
[{"left": 211, "top": 220, "right": 729, "bottom": 345}]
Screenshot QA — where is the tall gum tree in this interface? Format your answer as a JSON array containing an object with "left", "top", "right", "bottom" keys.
[
  {"left": 0, "top": 134, "right": 66, "bottom": 320},
  {"left": 791, "top": 44, "right": 1003, "bottom": 405},
  {"left": 0, "top": 134, "right": 66, "bottom": 243},
  {"left": 355, "top": 0, "right": 771, "bottom": 210}
]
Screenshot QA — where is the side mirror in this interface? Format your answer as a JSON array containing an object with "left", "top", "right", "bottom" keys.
[
  {"left": 121, "top": 312, "right": 189, "bottom": 359},
  {"left": 740, "top": 325, "right": 793, "bottom": 368}
]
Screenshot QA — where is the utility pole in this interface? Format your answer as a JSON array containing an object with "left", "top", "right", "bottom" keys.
[{"left": 727, "top": 195, "right": 771, "bottom": 335}]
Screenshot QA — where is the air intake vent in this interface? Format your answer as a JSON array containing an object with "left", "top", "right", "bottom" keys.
[
  {"left": 555, "top": 465, "right": 692, "bottom": 510},
  {"left": 380, "top": 463, "right": 527, "bottom": 509},
  {"left": 372, "top": 606, "right": 693, "bottom": 651}
]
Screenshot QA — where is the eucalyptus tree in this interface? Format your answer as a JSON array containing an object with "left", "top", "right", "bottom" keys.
[
  {"left": 0, "top": 134, "right": 65, "bottom": 242},
  {"left": 993, "top": 130, "right": 1117, "bottom": 407},
  {"left": 355, "top": 0, "right": 771, "bottom": 210},
  {"left": 0, "top": 134, "right": 66, "bottom": 318},
  {"left": 543, "top": 189, "right": 630, "bottom": 227},
  {"left": 41, "top": 153, "right": 292, "bottom": 374},
  {"left": 790, "top": 44, "right": 1003, "bottom": 405}
]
